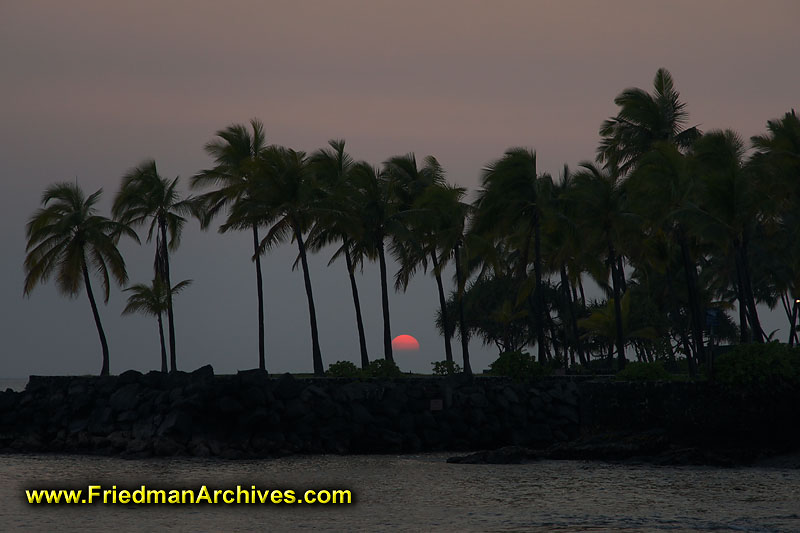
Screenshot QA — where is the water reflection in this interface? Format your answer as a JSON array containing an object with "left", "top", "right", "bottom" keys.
[{"left": 2, "top": 454, "right": 799, "bottom": 532}]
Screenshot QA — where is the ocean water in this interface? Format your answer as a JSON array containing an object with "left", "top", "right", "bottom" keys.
[{"left": 1, "top": 453, "right": 798, "bottom": 532}]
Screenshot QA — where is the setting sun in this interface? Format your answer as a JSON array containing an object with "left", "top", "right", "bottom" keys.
[{"left": 392, "top": 334, "right": 420, "bottom": 351}]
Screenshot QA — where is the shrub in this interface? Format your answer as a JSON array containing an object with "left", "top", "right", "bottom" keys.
[
  {"left": 615, "top": 361, "right": 673, "bottom": 381},
  {"left": 715, "top": 342, "right": 800, "bottom": 389},
  {"left": 367, "top": 358, "right": 402, "bottom": 378},
  {"left": 488, "top": 351, "right": 549, "bottom": 380},
  {"left": 326, "top": 360, "right": 362, "bottom": 378},
  {"left": 431, "top": 360, "right": 462, "bottom": 375}
]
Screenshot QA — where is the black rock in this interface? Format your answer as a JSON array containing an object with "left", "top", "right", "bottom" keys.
[
  {"left": 447, "top": 446, "right": 532, "bottom": 464},
  {"left": 191, "top": 365, "right": 215, "bottom": 381},
  {"left": 110, "top": 383, "right": 142, "bottom": 412},
  {"left": 157, "top": 411, "right": 193, "bottom": 443},
  {"left": 237, "top": 368, "right": 269, "bottom": 387},
  {"left": 117, "top": 369, "right": 143, "bottom": 386}
]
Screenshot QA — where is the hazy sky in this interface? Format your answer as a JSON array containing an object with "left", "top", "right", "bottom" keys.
[{"left": 2, "top": 1, "right": 798, "bottom": 377}]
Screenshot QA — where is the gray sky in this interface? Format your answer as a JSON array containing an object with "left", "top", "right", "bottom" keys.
[{"left": 1, "top": 1, "right": 798, "bottom": 377}]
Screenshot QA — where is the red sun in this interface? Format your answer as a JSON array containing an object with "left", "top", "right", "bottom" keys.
[{"left": 392, "top": 334, "right": 420, "bottom": 351}]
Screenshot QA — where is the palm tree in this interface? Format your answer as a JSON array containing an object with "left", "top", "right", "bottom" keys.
[
  {"left": 24, "top": 183, "right": 137, "bottom": 376},
  {"left": 384, "top": 153, "right": 447, "bottom": 362},
  {"left": 383, "top": 153, "right": 446, "bottom": 210},
  {"left": 570, "top": 162, "right": 632, "bottom": 368},
  {"left": 387, "top": 156, "right": 457, "bottom": 364},
  {"left": 751, "top": 110, "right": 800, "bottom": 344},
  {"left": 436, "top": 273, "right": 533, "bottom": 356},
  {"left": 308, "top": 139, "right": 370, "bottom": 369},
  {"left": 543, "top": 166, "right": 589, "bottom": 367},
  {"left": 413, "top": 183, "right": 473, "bottom": 373},
  {"left": 578, "top": 292, "right": 657, "bottom": 355},
  {"left": 473, "top": 148, "right": 549, "bottom": 364},
  {"left": 626, "top": 145, "right": 705, "bottom": 370},
  {"left": 692, "top": 130, "right": 767, "bottom": 343},
  {"left": 751, "top": 110, "right": 800, "bottom": 183},
  {"left": 112, "top": 160, "right": 194, "bottom": 372},
  {"left": 598, "top": 67, "right": 701, "bottom": 175},
  {"left": 347, "top": 161, "right": 400, "bottom": 363},
  {"left": 122, "top": 278, "right": 192, "bottom": 372},
  {"left": 251, "top": 147, "right": 325, "bottom": 375},
  {"left": 192, "top": 119, "right": 270, "bottom": 370}
]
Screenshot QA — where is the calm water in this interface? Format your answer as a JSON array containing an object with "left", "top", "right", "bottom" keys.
[{"left": 1, "top": 453, "right": 798, "bottom": 532}]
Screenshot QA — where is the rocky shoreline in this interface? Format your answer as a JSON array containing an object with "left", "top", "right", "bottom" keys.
[
  {"left": 448, "top": 431, "right": 780, "bottom": 467},
  {"left": 1, "top": 367, "right": 798, "bottom": 466}
]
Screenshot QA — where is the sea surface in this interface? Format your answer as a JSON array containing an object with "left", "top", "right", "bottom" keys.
[{"left": 1, "top": 453, "right": 798, "bottom": 532}]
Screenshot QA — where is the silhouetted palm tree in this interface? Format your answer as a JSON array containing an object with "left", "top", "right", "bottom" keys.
[
  {"left": 751, "top": 110, "right": 800, "bottom": 344},
  {"left": 388, "top": 156, "right": 456, "bottom": 364},
  {"left": 192, "top": 119, "right": 271, "bottom": 370},
  {"left": 308, "top": 140, "right": 370, "bottom": 369},
  {"left": 122, "top": 278, "right": 192, "bottom": 372},
  {"left": 571, "top": 162, "right": 632, "bottom": 368},
  {"left": 112, "top": 160, "right": 194, "bottom": 372},
  {"left": 417, "top": 183, "right": 473, "bottom": 374},
  {"left": 692, "top": 130, "right": 767, "bottom": 343},
  {"left": 348, "top": 161, "right": 400, "bottom": 363},
  {"left": 578, "top": 292, "right": 657, "bottom": 352},
  {"left": 252, "top": 147, "right": 325, "bottom": 375},
  {"left": 383, "top": 153, "right": 447, "bottom": 362},
  {"left": 543, "top": 166, "right": 589, "bottom": 367},
  {"left": 24, "top": 183, "right": 137, "bottom": 376},
  {"left": 474, "top": 148, "right": 549, "bottom": 364},
  {"left": 598, "top": 67, "right": 700, "bottom": 175},
  {"left": 383, "top": 153, "right": 446, "bottom": 210}
]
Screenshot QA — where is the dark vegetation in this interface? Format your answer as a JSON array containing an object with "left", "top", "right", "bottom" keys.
[
  {"left": 325, "top": 359, "right": 403, "bottom": 379},
  {"left": 23, "top": 69, "right": 800, "bottom": 382},
  {"left": 715, "top": 343, "right": 800, "bottom": 389}
]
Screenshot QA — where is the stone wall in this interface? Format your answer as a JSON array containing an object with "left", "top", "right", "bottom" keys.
[
  {"left": 578, "top": 380, "right": 800, "bottom": 452},
  {"left": 2, "top": 369, "right": 797, "bottom": 459},
  {"left": 0, "top": 367, "right": 580, "bottom": 458}
]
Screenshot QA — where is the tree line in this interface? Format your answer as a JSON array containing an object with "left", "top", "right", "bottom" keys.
[{"left": 23, "top": 68, "right": 800, "bottom": 377}]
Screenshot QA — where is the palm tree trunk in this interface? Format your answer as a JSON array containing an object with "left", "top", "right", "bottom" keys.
[
  {"left": 608, "top": 244, "right": 626, "bottom": 369},
  {"left": 518, "top": 222, "right": 545, "bottom": 362},
  {"left": 159, "top": 219, "right": 177, "bottom": 372},
  {"left": 733, "top": 239, "right": 762, "bottom": 342},
  {"left": 562, "top": 265, "right": 587, "bottom": 367},
  {"left": 565, "top": 328, "right": 573, "bottom": 368},
  {"left": 294, "top": 223, "right": 324, "bottom": 376},
  {"left": 617, "top": 256, "right": 627, "bottom": 292},
  {"left": 677, "top": 227, "right": 706, "bottom": 370},
  {"left": 345, "top": 246, "right": 369, "bottom": 370},
  {"left": 454, "top": 242, "right": 471, "bottom": 375},
  {"left": 533, "top": 214, "right": 547, "bottom": 365},
  {"left": 253, "top": 224, "right": 266, "bottom": 370},
  {"left": 551, "top": 321, "right": 562, "bottom": 365},
  {"left": 157, "top": 312, "right": 167, "bottom": 373},
  {"left": 790, "top": 300, "right": 799, "bottom": 347},
  {"left": 781, "top": 292, "right": 793, "bottom": 341},
  {"left": 739, "top": 300, "right": 748, "bottom": 343},
  {"left": 82, "top": 262, "right": 110, "bottom": 376},
  {"left": 738, "top": 237, "right": 764, "bottom": 342},
  {"left": 665, "top": 263, "right": 696, "bottom": 375},
  {"left": 570, "top": 276, "right": 589, "bottom": 367},
  {"left": 734, "top": 250, "right": 749, "bottom": 343},
  {"left": 431, "top": 252, "right": 454, "bottom": 364},
  {"left": 378, "top": 240, "right": 394, "bottom": 363}
]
